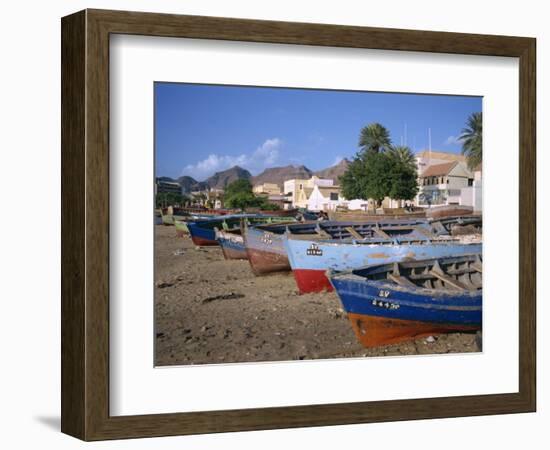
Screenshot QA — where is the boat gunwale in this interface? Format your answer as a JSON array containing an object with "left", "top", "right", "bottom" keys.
[
  {"left": 284, "top": 235, "right": 471, "bottom": 246},
  {"left": 332, "top": 278, "right": 482, "bottom": 299},
  {"left": 333, "top": 286, "right": 481, "bottom": 309}
]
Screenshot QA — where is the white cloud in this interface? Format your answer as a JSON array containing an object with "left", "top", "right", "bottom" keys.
[
  {"left": 444, "top": 135, "right": 463, "bottom": 146},
  {"left": 251, "top": 138, "right": 280, "bottom": 168},
  {"left": 181, "top": 138, "right": 282, "bottom": 180}
]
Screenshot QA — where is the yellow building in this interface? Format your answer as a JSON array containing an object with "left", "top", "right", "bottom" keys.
[{"left": 252, "top": 183, "right": 281, "bottom": 196}]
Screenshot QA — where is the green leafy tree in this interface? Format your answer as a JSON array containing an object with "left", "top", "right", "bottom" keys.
[
  {"left": 224, "top": 179, "right": 254, "bottom": 198},
  {"left": 341, "top": 140, "right": 418, "bottom": 207},
  {"left": 387, "top": 145, "right": 417, "bottom": 170},
  {"left": 388, "top": 162, "right": 418, "bottom": 201},
  {"left": 341, "top": 152, "right": 394, "bottom": 206},
  {"left": 224, "top": 179, "right": 265, "bottom": 209},
  {"left": 224, "top": 192, "right": 257, "bottom": 209},
  {"left": 358, "top": 123, "right": 392, "bottom": 155},
  {"left": 459, "top": 112, "right": 482, "bottom": 170},
  {"left": 259, "top": 202, "right": 280, "bottom": 211},
  {"left": 386, "top": 145, "right": 418, "bottom": 201}
]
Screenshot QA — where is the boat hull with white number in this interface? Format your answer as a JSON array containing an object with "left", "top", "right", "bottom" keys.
[
  {"left": 243, "top": 218, "right": 433, "bottom": 276},
  {"left": 285, "top": 236, "right": 482, "bottom": 294},
  {"left": 329, "top": 254, "right": 482, "bottom": 347}
]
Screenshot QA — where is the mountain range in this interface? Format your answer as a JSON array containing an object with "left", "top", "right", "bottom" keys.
[{"left": 160, "top": 158, "right": 350, "bottom": 193}]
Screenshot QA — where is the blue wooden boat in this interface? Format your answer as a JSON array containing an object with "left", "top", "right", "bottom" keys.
[
  {"left": 214, "top": 228, "right": 247, "bottom": 260},
  {"left": 329, "top": 254, "right": 482, "bottom": 347},
  {"left": 189, "top": 215, "right": 298, "bottom": 247},
  {"left": 187, "top": 214, "right": 258, "bottom": 246},
  {"left": 243, "top": 218, "right": 434, "bottom": 275},
  {"left": 214, "top": 217, "right": 298, "bottom": 258},
  {"left": 429, "top": 215, "right": 482, "bottom": 235},
  {"left": 284, "top": 234, "right": 482, "bottom": 293},
  {"left": 174, "top": 214, "right": 224, "bottom": 237}
]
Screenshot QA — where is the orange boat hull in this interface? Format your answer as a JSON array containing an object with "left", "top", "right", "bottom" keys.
[{"left": 347, "top": 313, "right": 480, "bottom": 348}]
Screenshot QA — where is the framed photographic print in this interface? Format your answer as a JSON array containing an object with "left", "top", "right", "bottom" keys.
[{"left": 61, "top": 9, "right": 536, "bottom": 441}]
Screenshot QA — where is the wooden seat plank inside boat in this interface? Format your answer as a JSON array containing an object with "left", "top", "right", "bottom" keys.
[
  {"left": 345, "top": 227, "right": 364, "bottom": 240},
  {"left": 373, "top": 227, "right": 391, "bottom": 239},
  {"left": 387, "top": 273, "right": 417, "bottom": 288},
  {"left": 315, "top": 225, "right": 332, "bottom": 239},
  {"left": 353, "top": 254, "right": 483, "bottom": 292},
  {"left": 429, "top": 268, "right": 468, "bottom": 291}
]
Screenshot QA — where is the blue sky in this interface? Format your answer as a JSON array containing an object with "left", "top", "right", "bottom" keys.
[{"left": 155, "top": 83, "right": 481, "bottom": 180}]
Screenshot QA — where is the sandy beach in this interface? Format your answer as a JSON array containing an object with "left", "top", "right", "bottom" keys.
[{"left": 154, "top": 224, "right": 479, "bottom": 366}]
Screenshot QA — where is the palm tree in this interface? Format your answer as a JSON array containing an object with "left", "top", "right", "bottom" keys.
[
  {"left": 359, "top": 123, "right": 392, "bottom": 155},
  {"left": 388, "top": 145, "right": 417, "bottom": 171},
  {"left": 459, "top": 112, "right": 482, "bottom": 170}
]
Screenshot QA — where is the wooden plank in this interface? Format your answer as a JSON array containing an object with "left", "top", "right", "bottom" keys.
[
  {"left": 518, "top": 36, "right": 537, "bottom": 409},
  {"left": 87, "top": 9, "right": 533, "bottom": 57},
  {"left": 373, "top": 227, "right": 391, "bottom": 239},
  {"left": 446, "top": 267, "right": 478, "bottom": 276},
  {"left": 431, "top": 220, "right": 449, "bottom": 235},
  {"left": 388, "top": 273, "right": 417, "bottom": 288},
  {"left": 345, "top": 226, "right": 364, "bottom": 240},
  {"left": 430, "top": 270, "right": 468, "bottom": 291},
  {"left": 413, "top": 225, "right": 434, "bottom": 239},
  {"left": 61, "top": 10, "right": 87, "bottom": 440},
  {"left": 315, "top": 225, "right": 332, "bottom": 239},
  {"left": 471, "top": 263, "right": 483, "bottom": 273}
]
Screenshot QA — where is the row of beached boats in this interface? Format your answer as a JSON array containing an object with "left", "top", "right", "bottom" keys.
[{"left": 158, "top": 208, "right": 482, "bottom": 349}]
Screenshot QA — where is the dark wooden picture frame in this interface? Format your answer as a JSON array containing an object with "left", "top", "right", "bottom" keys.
[{"left": 61, "top": 9, "right": 536, "bottom": 441}]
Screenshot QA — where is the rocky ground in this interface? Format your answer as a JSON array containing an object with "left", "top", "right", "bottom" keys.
[{"left": 154, "top": 225, "right": 479, "bottom": 366}]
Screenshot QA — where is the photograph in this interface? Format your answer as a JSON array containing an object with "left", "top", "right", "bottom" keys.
[{"left": 153, "top": 83, "right": 483, "bottom": 366}]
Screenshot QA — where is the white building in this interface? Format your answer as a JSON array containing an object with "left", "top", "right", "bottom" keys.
[
  {"left": 284, "top": 176, "right": 334, "bottom": 208},
  {"left": 306, "top": 185, "right": 346, "bottom": 211},
  {"left": 346, "top": 199, "right": 370, "bottom": 210},
  {"left": 417, "top": 161, "right": 474, "bottom": 206},
  {"left": 459, "top": 168, "right": 482, "bottom": 212}
]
